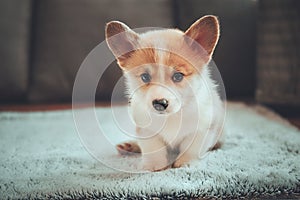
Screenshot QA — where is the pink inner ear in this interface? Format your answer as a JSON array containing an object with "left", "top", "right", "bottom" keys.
[
  {"left": 105, "top": 21, "right": 139, "bottom": 61},
  {"left": 184, "top": 16, "right": 220, "bottom": 58},
  {"left": 106, "top": 22, "right": 126, "bottom": 38},
  {"left": 106, "top": 33, "right": 136, "bottom": 59}
]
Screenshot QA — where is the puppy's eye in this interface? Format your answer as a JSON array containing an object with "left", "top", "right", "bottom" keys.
[
  {"left": 141, "top": 73, "right": 151, "bottom": 83},
  {"left": 172, "top": 72, "right": 184, "bottom": 82}
]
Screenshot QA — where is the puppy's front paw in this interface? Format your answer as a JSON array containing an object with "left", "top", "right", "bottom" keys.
[
  {"left": 172, "top": 155, "right": 192, "bottom": 168},
  {"left": 116, "top": 141, "right": 141, "bottom": 156},
  {"left": 142, "top": 157, "right": 169, "bottom": 172}
]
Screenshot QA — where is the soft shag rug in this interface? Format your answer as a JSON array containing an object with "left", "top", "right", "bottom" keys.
[{"left": 0, "top": 102, "right": 299, "bottom": 199}]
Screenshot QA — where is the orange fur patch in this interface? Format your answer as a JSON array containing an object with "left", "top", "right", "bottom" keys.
[
  {"left": 119, "top": 47, "right": 202, "bottom": 76},
  {"left": 165, "top": 52, "right": 198, "bottom": 76},
  {"left": 118, "top": 48, "right": 156, "bottom": 69}
]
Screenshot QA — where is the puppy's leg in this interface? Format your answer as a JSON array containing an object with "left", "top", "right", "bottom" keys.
[
  {"left": 138, "top": 135, "right": 169, "bottom": 171},
  {"left": 173, "top": 125, "right": 223, "bottom": 168},
  {"left": 173, "top": 132, "right": 211, "bottom": 168},
  {"left": 210, "top": 141, "right": 222, "bottom": 151},
  {"left": 116, "top": 141, "right": 141, "bottom": 156}
]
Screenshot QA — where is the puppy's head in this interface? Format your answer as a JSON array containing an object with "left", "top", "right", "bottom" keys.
[{"left": 105, "top": 16, "right": 219, "bottom": 115}]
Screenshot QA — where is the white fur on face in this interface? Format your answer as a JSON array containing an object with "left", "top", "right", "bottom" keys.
[
  {"left": 146, "top": 83, "right": 181, "bottom": 114},
  {"left": 125, "top": 64, "right": 181, "bottom": 115}
]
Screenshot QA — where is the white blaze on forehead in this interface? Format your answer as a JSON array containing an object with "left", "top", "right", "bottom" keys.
[{"left": 153, "top": 39, "right": 168, "bottom": 82}]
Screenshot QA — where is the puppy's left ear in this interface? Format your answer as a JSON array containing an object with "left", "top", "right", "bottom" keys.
[
  {"left": 184, "top": 15, "right": 220, "bottom": 63},
  {"left": 105, "top": 21, "right": 139, "bottom": 65}
]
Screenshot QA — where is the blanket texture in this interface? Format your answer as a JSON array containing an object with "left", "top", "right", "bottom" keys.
[{"left": 0, "top": 102, "right": 299, "bottom": 199}]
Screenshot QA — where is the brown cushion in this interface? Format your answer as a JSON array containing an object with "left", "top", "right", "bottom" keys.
[
  {"left": 0, "top": 0, "right": 31, "bottom": 102},
  {"left": 29, "top": 0, "right": 173, "bottom": 103},
  {"left": 256, "top": 0, "right": 300, "bottom": 105}
]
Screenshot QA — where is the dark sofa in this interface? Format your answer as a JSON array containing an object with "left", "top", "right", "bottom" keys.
[{"left": 0, "top": 0, "right": 263, "bottom": 103}]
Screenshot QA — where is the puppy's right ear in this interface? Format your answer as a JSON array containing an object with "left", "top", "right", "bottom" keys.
[{"left": 105, "top": 21, "right": 139, "bottom": 64}]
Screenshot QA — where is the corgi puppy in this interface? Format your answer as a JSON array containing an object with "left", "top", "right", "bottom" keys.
[{"left": 105, "top": 15, "right": 224, "bottom": 171}]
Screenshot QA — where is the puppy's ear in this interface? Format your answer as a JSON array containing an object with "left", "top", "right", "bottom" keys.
[
  {"left": 105, "top": 21, "right": 139, "bottom": 64},
  {"left": 184, "top": 15, "right": 220, "bottom": 63}
]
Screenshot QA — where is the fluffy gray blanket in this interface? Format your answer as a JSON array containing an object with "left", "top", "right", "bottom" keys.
[{"left": 0, "top": 102, "right": 299, "bottom": 199}]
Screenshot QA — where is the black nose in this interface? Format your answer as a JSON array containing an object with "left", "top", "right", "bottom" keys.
[{"left": 152, "top": 99, "right": 168, "bottom": 111}]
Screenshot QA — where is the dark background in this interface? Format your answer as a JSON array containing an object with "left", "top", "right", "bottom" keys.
[{"left": 0, "top": 0, "right": 299, "bottom": 113}]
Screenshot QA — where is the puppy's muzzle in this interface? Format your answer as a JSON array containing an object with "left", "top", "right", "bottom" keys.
[{"left": 152, "top": 98, "right": 168, "bottom": 112}]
